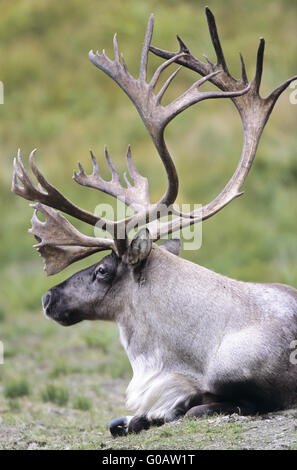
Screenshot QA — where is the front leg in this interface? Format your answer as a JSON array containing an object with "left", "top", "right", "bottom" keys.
[
  {"left": 109, "top": 416, "right": 134, "bottom": 437},
  {"left": 128, "top": 415, "right": 165, "bottom": 433},
  {"left": 109, "top": 415, "right": 163, "bottom": 436},
  {"left": 109, "top": 382, "right": 204, "bottom": 437}
]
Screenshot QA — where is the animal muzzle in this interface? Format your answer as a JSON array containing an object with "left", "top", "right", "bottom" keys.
[{"left": 42, "top": 289, "right": 82, "bottom": 327}]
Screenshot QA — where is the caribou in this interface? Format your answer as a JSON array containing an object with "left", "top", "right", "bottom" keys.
[{"left": 12, "top": 8, "right": 297, "bottom": 436}]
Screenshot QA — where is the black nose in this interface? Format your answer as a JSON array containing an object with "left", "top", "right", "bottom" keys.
[{"left": 42, "top": 291, "right": 52, "bottom": 311}]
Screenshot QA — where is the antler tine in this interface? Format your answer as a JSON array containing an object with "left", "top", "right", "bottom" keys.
[
  {"left": 156, "top": 66, "right": 182, "bottom": 104},
  {"left": 205, "top": 6, "right": 229, "bottom": 75},
  {"left": 139, "top": 13, "right": 154, "bottom": 82},
  {"left": 125, "top": 145, "right": 150, "bottom": 209},
  {"left": 266, "top": 75, "right": 297, "bottom": 108},
  {"left": 126, "top": 145, "right": 143, "bottom": 184},
  {"left": 176, "top": 35, "right": 190, "bottom": 54},
  {"left": 150, "top": 53, "right": 185, "bottom": 90},
  {"left": 90, "top": 149, "right": 99, "bottom": 174},
  {"left": 104, "top": 146, "right": 121, "bottom": 183},
  {"left": 12, "top": 149, "right": 42, "bottom": 198},
  {"left": 113, "top": 33, "right": 121, "bottom": 64},
  {"left": 253, "top": 38, "right": 265, "bottom": 93},
  {"left": 16, "top": 148, "right": 36, "bottom": 188},
  {"left": 239, "top": 52, "right": 249, "bottom": 84}
]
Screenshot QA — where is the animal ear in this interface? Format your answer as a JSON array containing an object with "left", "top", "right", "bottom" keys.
[
  {"left": 128, "top": 228, "right": 152, "bottom": 265},
  {"left": 160, "top": 238, "right": 181, "bottom": 256}
]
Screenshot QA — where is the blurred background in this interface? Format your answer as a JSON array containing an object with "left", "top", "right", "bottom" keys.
[{"left": 0, "top": 0, "right": 296, "bottom": 449}]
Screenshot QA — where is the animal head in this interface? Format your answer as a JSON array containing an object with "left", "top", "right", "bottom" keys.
[{"left": 42, "top": 232, "right": 180, "bottom": 326}]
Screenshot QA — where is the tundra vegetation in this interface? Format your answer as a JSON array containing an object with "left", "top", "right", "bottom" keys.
[{"left": 0, "top": 0, "right": 296, "bottom": 449}]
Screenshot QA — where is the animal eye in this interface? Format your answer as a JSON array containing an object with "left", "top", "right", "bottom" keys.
[{"left": 92, "top": 266, "right": 106, "bottom": 281}]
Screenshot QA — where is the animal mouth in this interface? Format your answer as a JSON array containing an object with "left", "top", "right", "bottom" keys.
[
  {"left": 53, "top": 316, "right": 82, "bottom": 327},
  {"left": 45, "top": 310, "right": 82, "bottom": 327},
  {"left": 42, "top": 294, "right": 82, "bottom": 327}
]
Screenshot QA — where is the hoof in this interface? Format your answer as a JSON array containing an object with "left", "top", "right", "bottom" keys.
[{"left": 109, "top": 416, "right": 132, "bottom": 437}]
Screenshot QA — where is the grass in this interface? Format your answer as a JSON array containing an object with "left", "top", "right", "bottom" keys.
[
  {"left": 72, "top": 395, "right": 92, "bottom": 411},
  {"left": 0, "top": 0, "right": 296, "bottom": 450},
  {"left": 41, "top": 383, "right": 69, "bottom": 407},
  {"left": 4, "top": 378, "right": 30, "bottom": 399},
  {"left": 49, "top": 361, "right": 71, "bottom": 379},
  {"left": 82, "top": 329, "right": 115, "bottom": 352}
]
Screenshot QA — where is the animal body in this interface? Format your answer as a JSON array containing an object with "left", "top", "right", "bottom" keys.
[{"left": 12, "top": 8, "right": 297, "bottom": 436}]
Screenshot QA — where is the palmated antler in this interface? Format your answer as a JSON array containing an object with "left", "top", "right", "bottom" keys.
[
  {"left": 35, "top": 245, "right": 102, "bottom": 276},
  {"left": 30, "top": 202, "right": 113, "bottom": 275},
  {"left": 149, "top": 7, "right": 297, "bottom": 238},
  {"left": 12, "top": 149, "right": 117, "bottom": 274}
]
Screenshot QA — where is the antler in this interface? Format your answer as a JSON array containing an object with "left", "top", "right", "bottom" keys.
[
  {"left": 30, "top": 203, "right": 113, "bottom": 275},
  {"left": 13, "top": 11, "right": 291, "bottom": 274},
  {"left": 149, "top": 7, "right": 297, "bottom": 237},
  {"left": 12, "top": 149, "right": 117, "bottom": 273},
  {"left": 12, "top": 148, "right": 112, "bottom": 230},
  {"left": 89, "top": 14, "right": 250, "bottom": 225}
]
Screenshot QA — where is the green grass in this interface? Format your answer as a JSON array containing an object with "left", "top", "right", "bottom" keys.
[
  {"left": 8, "top": 399, "right": 21, "bottom": 412},
  {"left": 48, "top": 361, "right": 71, "bottom": 379},
  {"left": 72, "top": 395, "right": 92, "bottom": 411},
  {"left": 0, "top": 0, "right": 296, "bottom": 450},
  {"left": 82, "top": 329, "right": 115, "bottom": 352},
  {"left": 4, "top": 378, "right": 30, "bottom": 399},
  {"left": 41, "top": 383, "right": 69, "bottom": 406},
  {"left": 102, "top": 417, "right": 245, "bottom": 450}
]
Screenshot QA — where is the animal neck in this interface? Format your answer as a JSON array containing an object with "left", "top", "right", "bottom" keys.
[{"left": 116, "top": 245, "right": 230, "bottom": 375}]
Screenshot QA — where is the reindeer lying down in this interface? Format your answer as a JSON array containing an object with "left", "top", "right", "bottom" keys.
[{"left": 12, "top": 8, "right": 297, "bottom": 436}]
